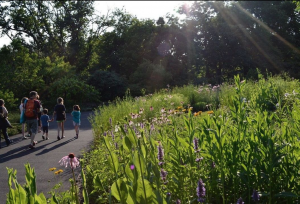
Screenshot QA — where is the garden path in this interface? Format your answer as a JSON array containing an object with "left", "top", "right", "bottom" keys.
[{"left": 0, "top": 111, "right": 94, "bottom": 202}]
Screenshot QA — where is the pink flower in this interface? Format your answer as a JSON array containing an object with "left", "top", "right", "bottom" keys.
[
  {"left": 59, "top": 153, "right": 80, "bottom": 169},
  {"left": 130, "top": 165, "right": 135, "bottom": 170},
  {"left": 150, "top": 106, "right": 153, "bottom": 111}
]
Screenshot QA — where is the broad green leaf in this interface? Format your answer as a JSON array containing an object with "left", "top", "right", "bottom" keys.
[
  {"left": 107, "top": 151, "right": 120, "bottom": 173},
  {"left": 93, "top": 175, "right": 104, "bottom": 190},
  {"left": 123, "top": 136, "right": 132, "bottom": 152},
  {"left": 111, "top": 178, "right": 128, "bottom": 203},
  {"left": 126, "top": 185, "right": 135, "bottom": 204},
  {"left": 83, "top": 188, "right": 89, "bottom": 204},
  {"left": 133, "top": 151, "right": 146, "bottom": 175},
  {"left": 128, "top": 129, "right": 137, "bottom": 147},
  {"left": 50, "top": 194, "right": 59, "bottom": 204},
  {"left": 125, "top": 163, "right": 135, "bottom": 181},
  {"left": 17, "top": 184, "right": 27, "bottom": 204},
  {"left": 136, "top": 179, "right": 153, "bottom": 203},
  {"left": 177, "top": 137, "right": 189, "bottom": 149},
  {"left": 141, "top": 145, "right": 147, "bottom": 158}
]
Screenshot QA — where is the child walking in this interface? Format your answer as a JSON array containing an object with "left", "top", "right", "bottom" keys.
[
  {"left": 52, "top": 97, "right": 66, "bottom": 140},
  {"left": 71, "top": 105, "right": 81, "bottom": 139},
  {"left": 40, "top": 109, "right": 53, "bottom": 140}
]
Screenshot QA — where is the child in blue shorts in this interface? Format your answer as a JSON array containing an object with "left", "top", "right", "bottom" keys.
[
  {"left": 40, "top": 109, "right": 53, "bottom": 140},
  {"left": 71, "top": 105, "right": 81, "bottom": 139}
]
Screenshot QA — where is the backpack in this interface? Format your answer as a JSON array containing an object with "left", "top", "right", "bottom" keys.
[{"left": 25, "top": 99, "right": 36, "bottom": 118}]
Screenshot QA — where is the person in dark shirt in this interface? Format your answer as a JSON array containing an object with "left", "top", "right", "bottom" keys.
[
  {"left": 0, "top": 99, "right": 13, "bottom": 147},
  {"left": 52, "top": 97, "right": 66, "bottom": 140}
]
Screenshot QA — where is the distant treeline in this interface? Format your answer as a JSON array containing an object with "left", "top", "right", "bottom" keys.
[{"left": 0, "top": 1, "right": 299, "bottom": 109}]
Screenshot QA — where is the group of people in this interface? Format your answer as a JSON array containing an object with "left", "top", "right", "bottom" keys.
[{"left": 0, "top": 90, "right": 81, "bottom": 149}]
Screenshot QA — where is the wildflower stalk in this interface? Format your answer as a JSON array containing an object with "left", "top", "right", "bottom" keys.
[
  {"left": 103, "top": 138, "right": 124, "bottom": 203},
  {"left": 137, "top": 139, "right": 148, "bottom": 204},
  {"left": 71, "top": 162, "right": 80, "bottom": 204}
]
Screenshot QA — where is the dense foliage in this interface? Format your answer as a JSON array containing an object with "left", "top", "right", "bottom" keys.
[
  {"left": 6, "top": 74, "right": 300, "bottom": 203},
  {"left": 0, "top": 1, "right": 299, "bottom": 109},
  {"left": 85, "top": 75, "right": 300, "bottom": 204}
]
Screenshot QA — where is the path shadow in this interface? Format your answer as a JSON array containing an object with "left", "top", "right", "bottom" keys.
[
  {"left": 0, "top": 138, "right": 75, "bottom": 163},
  {"left": 36, "top": 138, "right": 76, "bottom": 155}
]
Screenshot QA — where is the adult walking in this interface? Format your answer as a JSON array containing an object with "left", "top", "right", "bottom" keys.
[
  {"left": 52, "top": 97, "right": 66, "bottom": 140},
  {"left": 36, "top": 95, "right": 43, "bottom": 133},
  {"left": 24, "top": 91, "right": 41, "bottom": 149},
  {"left": 20, "top": 97, "right": 29, "bottom": 139},
  {"left": 0, "top": 99, "right": 12, "bottom": 148}
]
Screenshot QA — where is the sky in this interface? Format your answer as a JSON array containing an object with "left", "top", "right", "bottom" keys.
[{"left": 0, "top": 1, "right": 191, "bottom": 47}]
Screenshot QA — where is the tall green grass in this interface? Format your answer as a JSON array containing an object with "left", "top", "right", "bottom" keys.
[
  {"left": 85, "top": 74, "right": 300, "bottom": 204},
  {"left": 6, "top": 74, "right": 300, "bottom": 204}
]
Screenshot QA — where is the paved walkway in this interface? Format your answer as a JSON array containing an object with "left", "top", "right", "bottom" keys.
[{"left": 0, "top": 111, "right": 94, "bottom": 202}]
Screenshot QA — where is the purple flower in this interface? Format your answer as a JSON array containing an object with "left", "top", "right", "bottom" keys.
[
  {"left": 252, "top": 190, "right": 260, "bottom": 202},
  {"left": 124, "top": 124, "right": 128, "bottom": 133},
  {"left": 130, "top": 165, "right": 135, "bottom": 170},
  {"left": 111, "top": 131, "right": 115, "bottom": 141},
  {"left": 211, "top": 161, "right": 216, "bottom": 168},
  {"left": 176, "top": 199, "right": 181, "bottom": 204},
  {"left": 150, "top": 124, "right": 155, "bottom": 132},
  {"left": 196, "top": 179, "right": 206, "bottom": 203},
  {"left": 103, "top": 132, "right": 107, "bottom": 136},
  {"left": 109, "top": 118, "right": 112, "bottom": 126},
  {"left": 114, "top": 142, "right": 118, "bottom": 149},
  {"left": 158, "top": 161, "right": 164, "bottom": 166},
  {"left": 59, "top": 153, "right": 80, "bottom": 169},
  {"left": 193, "top": 137, "right": 199, "bottom": 152},
  {"left": 157, "top": 142, "right": 164, "bottom": 161},
  {"left": 196, "top": 157, "right": 203, "bottom": 162},
  {"left": 166, "top": 192, "right": 171, "bottom": 197},
  {"left": 237, "top": 197, "right": 244, "bottom": 204},
  {"left": 160, "top": 168, "right": 167, "bottom": 181}
]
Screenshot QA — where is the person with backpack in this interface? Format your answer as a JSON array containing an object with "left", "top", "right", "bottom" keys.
[
  {"left": 52, "top": 97, "right": 66, "bottom": 140},
  {"left": 0, "top": 99, "right": 13, "bottom": 148},
  {"left": 24, "top": 91, "right": 41, "bottom": 149}
]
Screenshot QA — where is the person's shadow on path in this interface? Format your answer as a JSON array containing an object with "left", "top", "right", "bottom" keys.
[{"left": 0, "top": 138, "right": 75, "bottom": 163}]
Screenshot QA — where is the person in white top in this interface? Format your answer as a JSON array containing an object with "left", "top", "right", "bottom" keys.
[{"left": 20, "top": 97, "right": 29, "bottom": 139}]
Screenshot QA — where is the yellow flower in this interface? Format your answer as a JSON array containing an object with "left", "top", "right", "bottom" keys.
[
  {"left": 177, "top": 106, "right": 182, "bottom": 109},
  {"left": 207, "top": 111, "right": 214, "bottom": 114},
  {"left": 54, "top": 169, "right": 64, "bottom": 175},
  {"left": 198, "top": 111, "right": 202, "bottom": 115},
  {"left": 49, "top": 167, "right": 56, "bottom": 171},
  {"left": 182, "top": 109, "right": 186, "bottom": 112}
]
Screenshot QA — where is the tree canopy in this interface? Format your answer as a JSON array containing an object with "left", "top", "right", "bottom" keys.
[{"left": 0, "top": 1, "right": 299, "bottom": 108}]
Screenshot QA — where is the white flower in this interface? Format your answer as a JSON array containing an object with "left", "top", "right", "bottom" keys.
[
  {"left": 115, "top": 125, "right": 119, "bottom": 132},
  {"left": 293, "top": 90, "right": 298, "bottom": 95}
]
